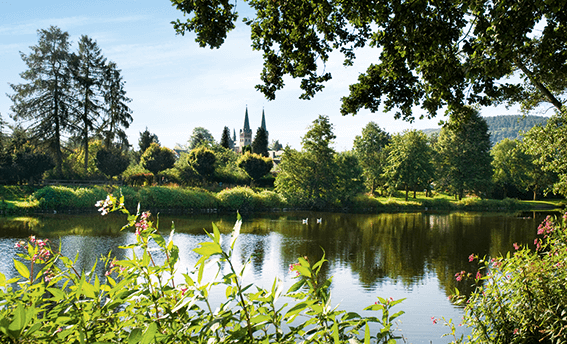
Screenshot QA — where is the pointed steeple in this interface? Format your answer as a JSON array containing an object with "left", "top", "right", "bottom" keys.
[
  {"left": 243, "top": 106, "right": 251, "bottom": 132},
  {"left": 261, "top": 108, "right": 267, "bottom": 131},
  {"left": 232, "top": 128, "right": 236, "bottom": 142}
]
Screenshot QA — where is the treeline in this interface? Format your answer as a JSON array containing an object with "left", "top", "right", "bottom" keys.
[{"left": 275, "top": 108, "right": 560, "bottom": 208}]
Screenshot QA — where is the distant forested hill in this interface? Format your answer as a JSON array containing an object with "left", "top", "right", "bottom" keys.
[
  {"left": 485, "top": 115, "right": 548, "bottom": 144},
  {"left": 422, "top": 115, "right": 548, "bottom": 145}
]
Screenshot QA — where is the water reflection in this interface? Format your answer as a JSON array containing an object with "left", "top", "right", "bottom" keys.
[{"left": 0, "top": 210, "right": 551, "bottom": 343}]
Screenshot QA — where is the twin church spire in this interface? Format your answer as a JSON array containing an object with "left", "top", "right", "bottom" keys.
[{"left": 238, "top": 106, "right": 267, "bottom": 152}]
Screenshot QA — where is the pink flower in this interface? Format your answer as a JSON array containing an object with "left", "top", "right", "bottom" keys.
[
  {"left": 180, "top": 287, "right": 188, "bottom": 296},
  {"left": 468, "top": 254, "right": 475, "bottom": 262},
  {"left": 513, "top": 328, "right": 519, "bottom": 335},
  {"left": 476, "top": 271, "right": 482, "bottom": 280},
  {"left": 513, "top": 243, "right": 520, "bottom": 250},
  {"left": 30, "top": 235, "right": 35, "bottom": 243},
  {"left": 289, "top": 262, "right": 301, "bottom": 277},
  {"left": 431, "top": 316, "right": 438, "bottom": 324},
  {"left": 105, "top": 270, "right": 112, "bottom": 276},
  {"left": 14, "top": 242, "right": 21, "bottom": 248}
]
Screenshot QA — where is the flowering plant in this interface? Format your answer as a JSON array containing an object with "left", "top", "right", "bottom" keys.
[
  {"left": 448, "top": 213, "right": 567, "bottom": 343},
  {"left": 0, "top": 193, "right": 404, "bottom": 343}
]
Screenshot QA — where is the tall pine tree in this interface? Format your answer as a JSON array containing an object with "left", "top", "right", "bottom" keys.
[{"left": 9, "top": 26, "right": 74, "bottom": 177}]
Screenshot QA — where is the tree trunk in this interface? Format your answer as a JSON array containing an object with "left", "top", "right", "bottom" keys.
[
  {"left": 405, "top": 185, "right": 409, "bottom": 201},
  {"left": 533, "top": 189, "right": 537, "bottom": 201},
  {"left": 413, "top": 189, "right": 416, "bottom": 199}
]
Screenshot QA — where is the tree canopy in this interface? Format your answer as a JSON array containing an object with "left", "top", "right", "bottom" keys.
[
  {"left": 353, "top": 122, "right": 390, "bottom": 194},
  {"left": 436, "top": 108, "right": 493, "bottom": 199},
  {"left": 171, "top": 0, "right": 567, "bottom": 119},
  {"left": 251, "top": 126, "right": 269, "bottom": 157},
  {"left": 188, "top": 127, "right": 215, "bottom": 150}
]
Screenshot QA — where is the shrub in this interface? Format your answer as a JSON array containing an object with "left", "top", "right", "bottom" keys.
[
  {"left": 31, "top": 186, "right": 108, "bottom": 210},
  {"left": 217, "top": 186, "right": 261, "bottom": 211},
  {"left": 452, "top": 213, "right": 567, "bottom": 343},
  {"left": 124, "top": 173, "right": 154, "bottom": 187},
  {"left": 0, "top": 194, "right": 404, "bottom": 343}
]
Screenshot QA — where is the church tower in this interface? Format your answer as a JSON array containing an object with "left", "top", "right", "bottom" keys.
[{"left": 239, "top": 106, "right": 252, "bottom": 151}]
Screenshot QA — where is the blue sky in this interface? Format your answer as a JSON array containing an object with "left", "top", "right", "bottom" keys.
[{"left": 1, "top": 0, "right": 522, "bottom": 151}]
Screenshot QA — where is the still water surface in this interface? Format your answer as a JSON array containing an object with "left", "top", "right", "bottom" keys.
[{"left": 0, "top": 211, "right": 550, "bottom": 343}]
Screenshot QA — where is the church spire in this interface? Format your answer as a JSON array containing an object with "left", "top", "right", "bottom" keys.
[
  {"left": 243, "top": 106, "right": 251, "bottom": 132},
  {"left": 261, "top": 108, "right": 267, "bottom": 131}
]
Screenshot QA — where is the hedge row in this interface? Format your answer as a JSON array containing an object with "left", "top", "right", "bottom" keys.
[
  {"left": 30, "top": 186, "right": 285, "bottom": 212},
  {"left": 27, "top": 186, "right": 535, "bottom": 213}
]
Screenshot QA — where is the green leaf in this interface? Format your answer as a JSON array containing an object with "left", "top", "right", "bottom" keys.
[
  {"left": 8, "top": 303, "right": 26, "bottom": 334},
  {"left": 151, "top": 233, "right": 166, "bottom": 248},
  {"left": 128, "top": 328, "right": 143, "bottom": 344},
  {"left": 0, "top": 272, "right": 5, "bottom": 287},
  {"left": 332, "top": 321, "right": 340, "bottom": 344},
  {"left": 193, "top": 242, "right": 223, "bottom": 257},
  {"left": 364, "top": 322, "right": 371, "bottom": 344},
  {"left": 287, "top": 279, "right": 306, "bottom": 293},
  {"left": 140, "top": 323, "right": 158, "bottom": 344},
  {"left": 212, "top": 222, "right": 221, "bottom": 244},
  {"left": 13, "top": 260, "right": 29, "bottom": 280}
]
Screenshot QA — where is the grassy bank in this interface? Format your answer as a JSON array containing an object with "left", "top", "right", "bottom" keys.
[{"left": 0, "top": 185, "right": 564, "bottom": 215}]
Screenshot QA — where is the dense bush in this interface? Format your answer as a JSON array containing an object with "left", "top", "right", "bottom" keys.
[
  {"left": 0, "top": 194, "right": 404, "bottom": 343},
  {"left": 217, "top": 186, "right": 261, "bottom": 211},
  {"left": 31, "top": 186, "right": 108, "bottom": 210},
  {"left": 449, "top": 213, "right": 567, "bottom": 343},
  {"left": 136, "top": 186, "right": 217, "bottom": 210}
]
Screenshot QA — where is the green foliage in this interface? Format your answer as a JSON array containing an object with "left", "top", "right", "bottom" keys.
[
  {"left": 188, "top": 127, "right": 215, "bottom": 150},
  {"left": 523, "top": 112, "right": 567, "bottom": 196},
  {"left": 334, "top": 151, "right": 365, "bottom": 205},
  {"left": 137, "top": 186, "right": 218, "bottom": 209},
  {"left": 452, "top": 213, "right": 567, "bottom": 343},
  {"left": 124, "top": 173, "right": 154, "bottom": 187},
  {"left": 220, "top": 126, "right": 232, "bottom": 149},
  {"left": 269, "top": 139, "right": 283, "bottom": 151},
  {"left": 140, "top": 143, "right": 176, "bottom": 177},
  {"left": 237, "top": 153, "right": 273, "bottom": 183},
  {"left": 436, "top": 108, "right": 493, "bottom": 200},
  {"left": 216, "top": 187, "right": 284, "bottom": 211},
  {"left": 383, "top": 130, "right": 435, "bottom": 201},
  {"left": 353, "top": 122, "right": 391, "bottom": 194},
  {"left": 31, "top": 186, "right": 108, "bottom": 210},
  {"left": 485, "top": 115, "right": 548, "bottom": 145},
  {"left": 96, "top": 147, "right": 130, "bottom": 178},
  {"left": 251, "top": 126, "right": 269, "bottom": 157},
  {"left": 276, "top": 115, "right": 339, "bottom": 209},
  {"left": 188, "top": 146, "right": 216, "bottom": 182},
  {"left": 138, "top": 127, "right": 159, "bottom": 154},
  {"left": 0, "top": 193, "right": 403, "bottom": 343},
  {"left": 171, "top": 0, "right": 567, "bottom": 118}
]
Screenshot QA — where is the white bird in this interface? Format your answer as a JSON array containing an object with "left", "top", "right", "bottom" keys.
[
  {"left": 316, "top": 218, "right": 322, "bottom": 224},
  {"left": 302, "top": 218, "right": 308, "bottom": 224}
]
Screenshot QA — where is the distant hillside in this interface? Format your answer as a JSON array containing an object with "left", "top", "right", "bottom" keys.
[{"left": 421, "top": 115, "right": 548, "bottom": 145}]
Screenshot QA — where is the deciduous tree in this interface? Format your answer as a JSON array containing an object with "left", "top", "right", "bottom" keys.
[
  {"left": 435, "top": 108, "right": 493, "bottom": 200},
  {"left": 353, "top": 122, "right": 390, "bottom": 194},
  {"left": 189, "top": 127, "right": 215, "bottom": 150},
  {"left": 383, "top": 130, "right": 434, "bottom": 201}
]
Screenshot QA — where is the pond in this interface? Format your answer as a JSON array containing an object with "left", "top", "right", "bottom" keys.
[{"left": 0, "top": 210, "right": 551, "bottom": 343}]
